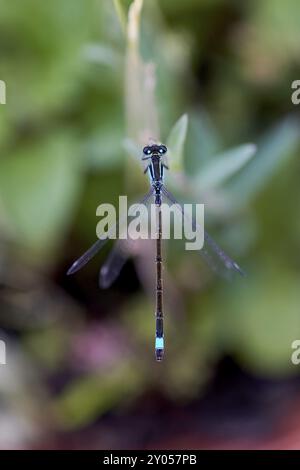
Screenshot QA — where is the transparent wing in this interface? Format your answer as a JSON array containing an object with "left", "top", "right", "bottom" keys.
[
  {"left": 99, "top": 240, "right": 130, "bottom": 288},
  {"left": 99, "top": 191, "right": 155, "bottom": 288},
  {"left": 161, "top": 185, "right": 245, "bottom": 279},
  {"left": 67, "top": 188, "right": 154, "bottom": 276}
]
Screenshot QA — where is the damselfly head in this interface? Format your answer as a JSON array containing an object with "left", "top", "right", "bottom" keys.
[{"left": 143, "top": 144, "right": 167, "bottom": 156}]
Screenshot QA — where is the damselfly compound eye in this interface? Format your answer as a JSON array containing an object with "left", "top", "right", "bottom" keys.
[
  {"left": 159, "top": 145, "right": 167, "bottom": 154},
  {"left": 143, "top": 146, "right": 152, "bottom": 155}
]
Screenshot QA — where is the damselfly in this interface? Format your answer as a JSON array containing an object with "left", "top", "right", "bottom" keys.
[{"left": 67, "top": 143, "right": 244, "bottom": 361}]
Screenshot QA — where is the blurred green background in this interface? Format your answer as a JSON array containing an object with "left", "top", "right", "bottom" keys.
[{"left": 0, "top": 0, "right": 300, "bottom": 449}]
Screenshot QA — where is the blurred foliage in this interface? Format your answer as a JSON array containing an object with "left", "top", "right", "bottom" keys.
[{"left": 0, "top": 0, "right": 300, "bottom": 448}]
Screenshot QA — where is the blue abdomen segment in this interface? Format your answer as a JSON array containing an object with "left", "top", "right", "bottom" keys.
[{"left": 155, "top": 336, "right": 164, "bottom": 361}]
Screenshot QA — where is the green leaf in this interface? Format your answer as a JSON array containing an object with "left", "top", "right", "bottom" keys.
[
  {"left": 0, "top": 133, "right": 82, "bottom": 257},
  {"left": 228, "top": 117, "right": 300, "bottom": 206},
  {"left": 220, "top": 266, "right": 300, "bottom": 376},
  {"left": 82, "top": 43, "right": 121, "bottom": 67},
  {"left": 166, "top": 113, "right": 188, "bottom": 172},
  {"left": 113, "top": 0, "right": 128, "bottom": 35},
  {"left": 54, "top": 364, "right": 141, "bottom": 428},
  {"left": 195, "top": 143, "right": 256, "bottom": 192},
  {"left": 83, "top": 122, "right": 124, "bottom": 170},
  {"left": 186, "top": 111, "right": 222, "bottom": 173},
  {"left": 123, "top": 137, "right": 141, "bottom": 162},
  {"left": 0, "top": 0, "right": 96, "bottom": 118}
]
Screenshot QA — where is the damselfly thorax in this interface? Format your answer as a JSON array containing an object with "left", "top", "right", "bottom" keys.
[{"left": 142, "top": 144, "right": 168, "bottom": 206}]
